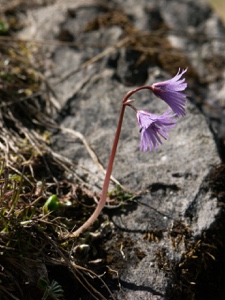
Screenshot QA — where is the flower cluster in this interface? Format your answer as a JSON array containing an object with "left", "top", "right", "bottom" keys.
[
  {"left": 70, "top": 68, "right": 188, "bottom": 236},
  {"left": 133, "top": 68, "right": 187, "bottom": 152}
]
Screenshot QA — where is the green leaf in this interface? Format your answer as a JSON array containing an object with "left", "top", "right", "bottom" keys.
[{"left": 43, "top": 195, "right": 60, "bottom": 213}]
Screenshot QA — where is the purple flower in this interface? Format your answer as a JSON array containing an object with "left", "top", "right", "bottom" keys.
[
  {"left": 137, "top": 109, "right": 177, "bottom": 151},
  {"left": 150, "top": 68, "right": 187, "bottom": 117}
]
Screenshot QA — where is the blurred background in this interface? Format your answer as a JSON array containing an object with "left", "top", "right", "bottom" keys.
[{"left": 208, "top": 0, "right": 225, "bottom": 22}]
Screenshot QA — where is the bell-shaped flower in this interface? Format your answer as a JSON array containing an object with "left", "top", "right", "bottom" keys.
[
  {"left": 150, "top": 68, "right": 187, "bottom": 117},
  {"left": 137, "top": 109, "right": 177, "bottom": 151}
]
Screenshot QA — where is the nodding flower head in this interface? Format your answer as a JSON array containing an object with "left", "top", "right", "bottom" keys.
[
  {"left": 137, "top": 109, "right": 177, "bottom": 151},
  {"left": 150, "top": 68, "right": 187, "bottom": 117}
]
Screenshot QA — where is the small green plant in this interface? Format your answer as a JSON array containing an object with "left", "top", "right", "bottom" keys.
[
  {"left": 38, "top": 277, "right": 64, "bottom": 300},
  {"left": 0, "top": 20, "right": 9, "bottom": 34},
  {"left": 43, "top": 194, "right": 61, "bottom": 214},
  {"left": 108, "top": 185, "right": 133, "bottom": 203}
]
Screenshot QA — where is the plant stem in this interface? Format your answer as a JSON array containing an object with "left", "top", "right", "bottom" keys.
[
  {"left": 69, "top": 86, "right": 151, "bottom": 237},
  {"left": 69, "top": 104, "right": 126, "bottom": 237}
]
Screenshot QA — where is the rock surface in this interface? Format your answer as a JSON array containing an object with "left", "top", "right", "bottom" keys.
[{"left": 18, "top": 0, "right": 225, "bottom": 299}]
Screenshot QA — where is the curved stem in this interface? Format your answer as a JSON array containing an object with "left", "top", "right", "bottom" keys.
[
  {"left": 69, "top": 103, "right": 126, "bottom": 237},
  {"left": 69, "top": 86, "right": 151, "bottom": 237},
  {"left": 123, "top": 86, "right": 151, "bottom": 103}
]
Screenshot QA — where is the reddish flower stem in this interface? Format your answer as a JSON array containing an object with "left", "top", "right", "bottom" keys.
[{"left": 69, "top": 86, "right": 151, "bottom": 237}]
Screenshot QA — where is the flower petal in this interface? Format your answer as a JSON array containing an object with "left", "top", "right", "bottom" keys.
[
  {"left": 151, "top": 68, "right": 188, "bottom": 116},
  {"left": 137, "top": 109, "right": 177, "bottom": 151}
]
